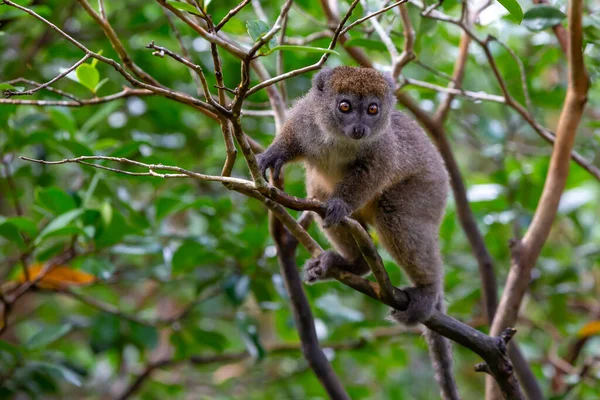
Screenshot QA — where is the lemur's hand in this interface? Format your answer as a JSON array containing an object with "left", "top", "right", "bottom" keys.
[
  {"left": 256, "top": 150, "right": 285, "bottom": 181},
  {"left": 323, "top": 197, "right": 352, "bottom": 228}
]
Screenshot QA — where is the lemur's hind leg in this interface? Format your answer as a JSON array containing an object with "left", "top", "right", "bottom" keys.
[
  {"left": 304, "top": 219, "right": 370, "bottom": 283},
  {"left": 373, "top": 204, "right": 444, "bottom": 324}
]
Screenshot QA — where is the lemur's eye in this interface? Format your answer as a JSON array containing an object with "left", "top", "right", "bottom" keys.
[
  {"left": 368, "top": 104, "right": 379, "bottom": 115},
  {"left": 338, "top": 101, "right": 351, "bottom": 113}
]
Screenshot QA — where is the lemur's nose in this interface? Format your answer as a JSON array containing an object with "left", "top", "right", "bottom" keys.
[{"left": 352, "top": 126, "right": 369, "bottom": 139}]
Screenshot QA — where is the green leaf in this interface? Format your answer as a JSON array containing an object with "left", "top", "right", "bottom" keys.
[
  {"left": 497, "top": 0, "right": 524, "bottom": 23},
  {"left": 0, "top": 222, "right": 26, "bottom": 249},
  {"left": 267, "top": 45, "right": 340, "bottom": 56},
  {"left": 90, "top": 313, "right": 121, "bottom": 353},
  {"left": 26, "top": 323, "right": 73, "bottom": 349},
  {"left": 76, "top": 64, "right": 100, "bottom": 93},
  {"left": 39, "top": 226, "right": 91, "bottom": 242},
  {"left": 246, "top": 20, "right": 270, "bottom": 43},
  {"left": 36, "top": 186, "right": 77, "bottom": 215},
  {"left": 344, "top": 38, "right": 387, "bottom": 52},
  {"left": 236, "top": 313, "right": 265, "bottom": 360},
  {"left": 166, "top": 1, "right": 202, "bottom": 16},
  {"left": 0, "top": 339, "right": 21, "bottom": 362},
  {"left": 49, "top": 108, "right": 77, "bottom": 134},
  {"left": 94, "top": 207, "right": 126, "bottom": 248},
  {"left": 224, "top": 274, "right": 250, "bottom": 306},
  {"left": 95, "top": 77, "right": 109, "bottom": 93},
  {"left": 246, "top": 20, "right": 276, "bottom": 53},
  {"left": 36, "top": 209, "right": 85, "bottom": 245},
  {"left": 170, "top": 327, "right": 227, "bottom": 360},
  {"left": 155, "top": 196, "right": 181, "bottom": 220},
  {"left": 522, "top": 5, "right": 566, "bottom": 32},
  {"left": 3, "top": 217, "right": 38, "bottom": 238},
  {"left": 0, "top": 83, "right": 17, "bottom": 92},
  {"left": 27, "top": 361, "right": 82, "bottom": 387},
  {"left": 126, "top": 321, "right": 158, "bottom": 350},
  {"left": 80, "top": 258, "right": 115, "bottom": 279}
]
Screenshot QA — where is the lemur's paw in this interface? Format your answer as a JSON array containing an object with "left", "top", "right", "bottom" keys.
[
  {"left": 389, "top": 284, "right": 440, "bottom": 325},
  {"left": 256, "top": 151, "right": 285, "bottom": 181},
  {"left": 323, "top": 198, "right": 352, "bottom": 228},
  {"left": 303, "top": 251, "right": 343, "bottom": 283}
]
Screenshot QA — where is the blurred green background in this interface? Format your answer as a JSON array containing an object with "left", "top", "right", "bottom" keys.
[{"left": 0, "top": 0, "right": 599, "bottom": 399}]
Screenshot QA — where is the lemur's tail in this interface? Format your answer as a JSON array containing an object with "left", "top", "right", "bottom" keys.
[{"left": 425, "top": 299, "right": 461, "bottom": 400}]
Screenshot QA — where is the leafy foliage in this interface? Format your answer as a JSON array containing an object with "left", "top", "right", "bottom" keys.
[{"left": 0, "top": 0, "right": 599, "bottom": 399}]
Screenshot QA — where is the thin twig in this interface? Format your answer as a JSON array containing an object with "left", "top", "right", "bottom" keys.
[
  {"left": 0, "top": 88, "right": 154, "bottom": 106},
  {"left": 3, "top": 55, "right": 90, "bottom": 98},
  {"left": 215, "top": 0, "right": 251, "bottom": 31},
  {"left": 4, "top": 78, "right": 82, "bottom": 102}
]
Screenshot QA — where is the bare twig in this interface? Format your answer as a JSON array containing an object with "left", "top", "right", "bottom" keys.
[
  {"left": 20, "top": 156, "right": 254, "bottom": 187},
  {"left": 246, "top": 0, "right": 362, "bottom": 97},
  {"left": 162, "top": 8, "right": 204, "bottom": 97},
  {"left": 0, "top": 87, "right": 154, "bottom": 107},
  {"left": 402, "top": 77, "right": 507, "bottom": 103},
  {"left": 341, "top": 0, "right": 408, "bottom": 35},
  {"left": 76, "top": 0, "right": 161, "bottom": 86},
  {"left": 2, "top": 0, "right": 218, "bottom": 116},
  {"left": 3, "top": 78, "right": 81, "bottom": 102},
  {"left": 3, "top": 54, "right": 90, "bottom": 98},
  {"left": 216, "top": 0, "right": 252, "bottom": 31},
  {"left": 145, "top": 41, "right": 214, "bottom": 106}
]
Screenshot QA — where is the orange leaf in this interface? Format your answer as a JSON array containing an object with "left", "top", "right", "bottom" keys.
[
  {"left": 17, "top": 263, "right": 95, "bottom": 289},
  {"left": 578, "top": 321, "right": 600, "bottom": 338}
]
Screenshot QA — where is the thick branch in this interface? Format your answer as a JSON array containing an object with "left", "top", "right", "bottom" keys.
[{"left": 490, "top": 0, "right": 590, "bottom": 337}]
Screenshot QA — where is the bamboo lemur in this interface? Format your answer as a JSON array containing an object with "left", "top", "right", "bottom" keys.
[{"left": 257, "top": 66, "right": 459, "bottom": 399}]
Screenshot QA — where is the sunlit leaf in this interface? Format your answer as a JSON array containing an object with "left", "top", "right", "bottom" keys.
[
  {"left": 497, "top": 0, "right": 523, "bottom": 23},
  {"left": 76, "top": 63, "right": 100, "bottom": 93}
]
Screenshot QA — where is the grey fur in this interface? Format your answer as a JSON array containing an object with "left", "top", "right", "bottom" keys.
[{"left": 257, "top": 67, "right": 459, "bottom": 399}]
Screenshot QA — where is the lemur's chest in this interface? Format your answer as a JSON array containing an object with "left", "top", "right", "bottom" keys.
[{"left": 304, "top": 144, "right": 358, "bottom": 191}]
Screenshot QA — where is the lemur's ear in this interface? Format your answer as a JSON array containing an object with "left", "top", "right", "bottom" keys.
[
  {"left": 382, "top": 71, "right": 396, "bottom": 91},
  {"left": 313, "top": 68, "right": 333, "bottom": 92}
]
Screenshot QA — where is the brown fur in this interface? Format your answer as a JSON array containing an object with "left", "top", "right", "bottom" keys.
[
  {"left": 329, "top": 66, "right": 389, "bottom": 98},
  {"left": 257, "top": 67, "right": 460, "bottom": 400}
]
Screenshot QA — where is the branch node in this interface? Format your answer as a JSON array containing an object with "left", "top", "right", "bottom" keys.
[{"left": 474, "top": 362, "right": 492, "bottom": 375}]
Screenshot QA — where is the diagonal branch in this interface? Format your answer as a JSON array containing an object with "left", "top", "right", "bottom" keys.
[{"left": 490, "top": 0, "right": 590, "bottom": 338}]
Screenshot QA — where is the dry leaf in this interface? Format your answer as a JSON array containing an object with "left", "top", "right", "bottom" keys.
[
  {"left": 577, "top": 320, "right": 600, "bottom": 338},
  {"left": 17, "top": 263, "right": 95, "bottom": 289}
]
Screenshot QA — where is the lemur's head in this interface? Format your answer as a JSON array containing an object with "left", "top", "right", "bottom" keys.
[{"left": 312, "top": 66, "right": 396, "bottom": 141}]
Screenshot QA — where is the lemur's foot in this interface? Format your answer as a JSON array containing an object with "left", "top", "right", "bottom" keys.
[
  {"left": 389, "top": 284, "right": 440, "bottom": 325},
  {"left": 303, "top": 251, "right": 344, "bottom": 283}
]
